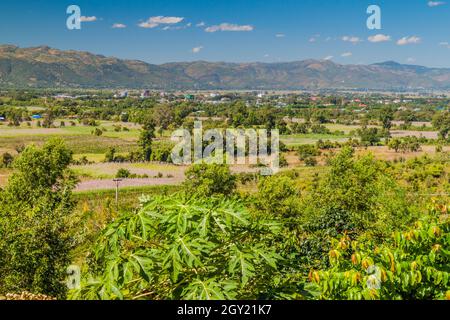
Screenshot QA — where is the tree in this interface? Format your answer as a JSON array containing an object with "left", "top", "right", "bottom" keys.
[
  {"left": 379, "top": 106, "right": 394, "bottom": 130},
  {"left": 0, "top": 139, "right": 78, "bottom": 298},
  {"left": 388, "top": 138, "right": 401, "bottom": 153},
  {"left": 357, "top": 127, "right": 381, "bottom": 146},
  {"left": 432, "top": 112, "right": 450, "bottom": 140},
  {"left": 139, "top": 120, "right": 156, "bottom": 161},
  {"left": 152, "top": 106, "right": 175, "bottom": 130},
  {"left": 104, "top": 147, "right": 116, "bottom": 162},
  {"left": 388, "top": 137, "right": 421, "bottom": 153},
  {"left": 183, "top": 164, "right": 236, "bottom": 197}
]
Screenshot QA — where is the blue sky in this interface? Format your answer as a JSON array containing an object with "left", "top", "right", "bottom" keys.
[{"left": 0, "top": 0, "right": 449, "bottom": 66}]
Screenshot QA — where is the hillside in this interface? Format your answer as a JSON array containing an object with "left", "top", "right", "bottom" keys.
[{"left": 1, "top": 45, "right": 450, "bottom": 90}]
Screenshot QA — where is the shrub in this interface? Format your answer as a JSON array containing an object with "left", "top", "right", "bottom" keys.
[
  {"left": 116, "top": 168, "right": 131, "bottom": 178},
  {"left": 307, "top": 205, "right": 450, "bottom": 300},
  {"left": 183, "top": 163, "right": 236, "bottom": 197}
]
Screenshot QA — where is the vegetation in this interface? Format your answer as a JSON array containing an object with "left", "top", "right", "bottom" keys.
[
  {"left": 0, "top": 139, "right": 77, "bottom": 299},
  {"left": 0, "top": 88, "right": 448, "bottom": 301}
]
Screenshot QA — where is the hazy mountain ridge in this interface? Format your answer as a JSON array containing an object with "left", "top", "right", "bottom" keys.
[{"left": 1, "top": 45, "right": 450, "bottom": 90}]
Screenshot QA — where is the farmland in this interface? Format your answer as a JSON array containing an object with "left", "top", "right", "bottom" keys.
[{"left": 0, "top": 89, "right": 449, "bottom": 301}]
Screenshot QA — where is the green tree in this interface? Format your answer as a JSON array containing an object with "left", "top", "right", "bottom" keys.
[
  {"left": 432, "top": 112, "right": 450, "bottom": 140},
  {"left": 0, "top": 139, "right": 78, "bottom": 298},
  {"left": 379, "top": 106, "right": 394, "bottom": 130},
  {"left": 357, "top": 127, "right": 381, "bottom": 146},
  {"left": 139, "top": 120, "right": 156, "bottom": 161},
  {"left": 104, "top": 147, "right": 116, "bottom": 162}
]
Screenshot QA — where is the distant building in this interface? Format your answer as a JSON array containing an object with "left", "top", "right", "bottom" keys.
[
  {"left": 185, "top": 94, "right": 195, "bottom": 101},
  {"left": 0, "top": 116, "right": 5, "bottom": 121},
  {"left": 141, "top": 90, "right": 151, "bottom": 98},
  {"left": 31, "top": 114, "right": 42, "bottom": 119}
]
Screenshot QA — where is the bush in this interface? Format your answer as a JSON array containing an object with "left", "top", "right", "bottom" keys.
[
  {"left": 0, "top": 152, "right": 14, "bottom": 168},
  {"left": 116, "top": 168, "right": 131, "bottom": 178},
  {"left": 183, "top": 163, "right": 236, "bottom": 197},
  {"left": 304, "top": 157, "right": 318, "bottom": 167},
  {"left": 307, "top": 204, "right": 450, "bottom": 300},
  {"left": 297, "top": 145, "right": 321, "bottom": 161},
  {"left": 254, "top": 175, "right": 300, "bottom": 217}
]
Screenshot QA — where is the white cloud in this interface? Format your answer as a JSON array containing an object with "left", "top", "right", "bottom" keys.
[
  {"left": 428, "top": 1, "right": 446, "bottom": 7},
  {"left": 205, "top": 23, "right": 254, "bottom": 32},
  {"left": 80, "top": 16, "right": 97, "bottom": 22},
  {"left": 407, "top": 57, "right": 416, "bottom": 63},
  {"left": 309, "top": 37, "right": 317, "bottom": 43},
  {"left": 324, "top": 55, "right": 334, "bottom": 60},
  {"left": 112, "top": 23, "right": 126, "bottom": 29},
  {"left": 439, "top": 41, "right": 450, "bottom": 48},
  {"left": 139, "top": 22, "right": 159, "bottom": 28},
  {"left": 368, "top": 34, "right": 391, "bottom": 43},
  {"left": 342, "top": 36, "right": 362, "bottom": 44},
  {"left": 139, "top": 16, "right": 184, "bottom": 28},
  {"left": 341, "top": 52, "right": 352, "bottom": 57},
  {"left": 196, "top": 22, "right": 206, "bottom": 27},
  {"left": 192, "top": 46, "right": 203, "bottom": 53},
  {"left": 397, "top": 36, "right": 421, "bottom": 45},
  {"left": 275, "top": 33, "right": 286, "bottom": 38}
]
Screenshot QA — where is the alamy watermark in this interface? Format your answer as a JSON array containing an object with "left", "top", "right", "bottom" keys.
[{"left": 171, "top": 121, "right": 280, "bottom": 176}]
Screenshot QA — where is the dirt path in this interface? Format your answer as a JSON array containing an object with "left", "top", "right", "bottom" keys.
[{"left": 75, "top": 177, "right": 182, "bottom": 192}]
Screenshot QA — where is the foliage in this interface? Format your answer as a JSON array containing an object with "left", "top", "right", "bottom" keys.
[
  {"left": 388, "top": 137, "right": 421, "bottom": 153},
  {"left": 356, "top": 127, "right": 381, "bottom": 146},
  {"left": 0, "top": 152, "right": 14, "bottom": 168},
  {"left": 297, "top": 147, "right": 415, "bottom": 272},
  {"left": 139, "top": 120, "right": 156, "bottom": 161},
  {"left": 379, "top": 106, "right": 394, "bottom": 130},
  {"left": 0, "top": 138, "right": 77, "bottom": 299},
  {"left": 307, "top": 203, "right": 450, "bottom": 300},
  {"left": 297, "top": 145, "right": 321, "bottom": 161},
  {"left": 432, "top": 112, "right": 450, "bottom": 140},
  {"left": 116, "top": 168, "right": 131, "bottom": 178},
  {"left": 70, "top": 194, "right": 283, "bottom": 300},
  {"left": 183, "top": 163, "right": 237, "bottom": 197},
  {"left": 254, "top": 175, "right": 301, "bottom": 218}
]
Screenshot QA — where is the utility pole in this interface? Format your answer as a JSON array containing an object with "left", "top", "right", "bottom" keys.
[{"left": 113, "top": 178, "right": 122, "bottom": 210}]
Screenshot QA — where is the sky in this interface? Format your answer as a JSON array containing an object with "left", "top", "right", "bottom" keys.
[{"left": 0, "top": 0, "right": 449, "bottom": 67}]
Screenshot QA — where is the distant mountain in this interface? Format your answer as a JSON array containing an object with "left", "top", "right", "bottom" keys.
[{"left": 1, "top": 45, "right": 450, "bottom": 90}]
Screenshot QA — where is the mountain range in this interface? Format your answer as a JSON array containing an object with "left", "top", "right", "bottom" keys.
[{"left": 1, "top": 45, "right": 450, "bottom": 90}]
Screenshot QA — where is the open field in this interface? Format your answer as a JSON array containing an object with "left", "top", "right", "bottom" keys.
[
  {"left": 0, "top": 118, "right": 446, "bottom": 193},
  {"left": 281, "top": 133, "right": 349, "bottom": 146}
]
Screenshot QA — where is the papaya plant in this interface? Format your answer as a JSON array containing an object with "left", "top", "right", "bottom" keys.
[{"left": 70, "top": 194, "right": 286, "bottom": 300}]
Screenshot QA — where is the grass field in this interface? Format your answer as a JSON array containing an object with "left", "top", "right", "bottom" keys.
[
  {"left": 0, "top": 119, "right": 145, "bottom": 155},
  {"left": 281, "top": 133, "right": 349, "bottom": 147}
]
